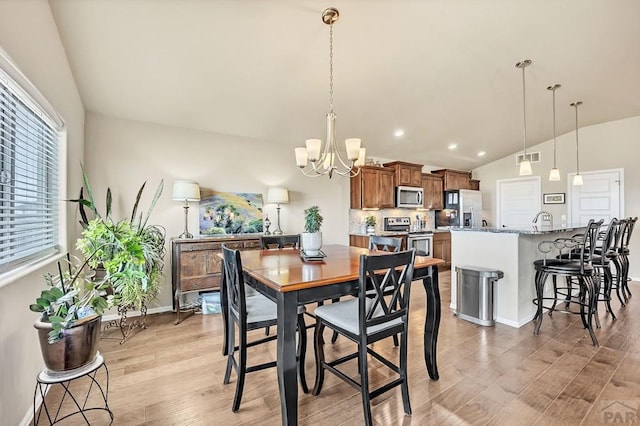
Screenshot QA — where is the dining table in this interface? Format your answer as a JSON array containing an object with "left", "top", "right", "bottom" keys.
[{"left": 220, "top": 244, "right": 444, "bottom": 426}]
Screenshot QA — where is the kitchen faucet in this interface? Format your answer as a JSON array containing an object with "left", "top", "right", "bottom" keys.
[{"left": 533, "top": 211, "right": 553, "bottom": 228}]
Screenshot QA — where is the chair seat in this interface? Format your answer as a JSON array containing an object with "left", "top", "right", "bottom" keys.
[
  {"left": 242, "top": 292, "right": 306, "bottom": 324},
  {"left": 314, "top": 297, "right": 402, "bottom": 336}
]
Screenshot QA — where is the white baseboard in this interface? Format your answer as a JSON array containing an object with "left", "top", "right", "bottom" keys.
[
  {"left": 20, "top": 389, "right": 45, "bottom": 426},
  {"left": 451, "top": 302, "right": 534, "bottom": 328}
]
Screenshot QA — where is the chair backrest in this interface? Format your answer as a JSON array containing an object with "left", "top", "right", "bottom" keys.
[
  {"left": 222, "top": 244, "right": 247, "bottom": 322},
  {"left": 358, "top": 249, "right": 416, "bottom": 337},
  {"left": 260, "top": 234, "right": 300, "bottom": 250},
  {"left": 596, "top": 218, "right": 619, "bottom": 265},
  {"left": 368, "top": 235, "right": 402, "bottom": 252},
  {"left": 622, "top": 216, "right": 637, "bottom": 250},
  {"left": 579, "top": 219, "right": 604, "bottom": 271}
]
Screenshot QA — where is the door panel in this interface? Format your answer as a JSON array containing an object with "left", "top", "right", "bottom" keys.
[
  {"left": 497, "top": 177, "right": 541, "bottom": 228},
  {"left": 569, "top": 170, "right": 622, "bottom": 225}
]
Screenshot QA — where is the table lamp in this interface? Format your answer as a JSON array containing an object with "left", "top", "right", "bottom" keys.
[
  {"left": 172, "top": 181, "right": 200, "bottom": 238},
  {"left": 267, "top": 187, "right": 289, "bottom": 235}
]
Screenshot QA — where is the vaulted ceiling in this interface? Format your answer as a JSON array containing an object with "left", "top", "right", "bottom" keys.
[{"left": 49, "top": 0, "right": 640, "bottom": 170}]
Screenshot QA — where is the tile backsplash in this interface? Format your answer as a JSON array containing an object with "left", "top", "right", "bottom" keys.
[{"left": 349, "top": 209, "right": 435, "bottom": 234}]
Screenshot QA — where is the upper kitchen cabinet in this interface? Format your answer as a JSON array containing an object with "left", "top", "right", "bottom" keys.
[
  {"left": 431, "top": 169, "right": 476, "bottom": 191},
  {"left": 469, "top": 179, "right": 480, "bottom": 190},
  {"left": 383, "top": 161, "right": 423, "bottom": 187},
  {"left": 351, "top": 166, "right": 395, "bottom": 209},
  {"left": 422, "top": 173, "right": 444, "bottom": 210}
]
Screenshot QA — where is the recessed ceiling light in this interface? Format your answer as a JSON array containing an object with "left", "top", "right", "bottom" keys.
[
  {"left": 448, "top": 143, "right": 457, "bottom": 150},
  {"left": 477, "top": 151, "right": 486, "bottom": 157},
  {"left": 394, "top": 129, "right": 405, "bottom": 137}
]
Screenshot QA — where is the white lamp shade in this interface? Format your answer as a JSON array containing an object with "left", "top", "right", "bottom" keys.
[
  {"left": 172, "top": 181, "right": 200, "bottom": 201},
  {"left": 345, "top": 138, "right": 361, "bottom": 160},
  {"left": 354, "top": 148, "right": 366, "bottom": 167},
  {"left": 267, "top": 187, "right": 289, "bottom": 204},
  {"left": 519, "top": 159, "right": 532, "bottom": 176},
  {"left": 295, "top": 147, "right": 308, "bottom": 167},
  {"left": 305, "top": 139, "right": 322, "bottom": 162},
  {"left": 548, "top": 168, "right": 560, "bottom": 181},
  {"left": 573, "top": 174, "right": 584, "bottom": 186}
]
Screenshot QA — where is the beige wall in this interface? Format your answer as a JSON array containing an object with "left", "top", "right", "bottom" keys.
[
  {"left": 84, "top": 112, "right": 351, "bottom": 309},
  {"left": 0, "top": 0, "right": 85, "bottom": 424},
  {"left": 473, "top": 116, "right": 640, "bottom": 278}
]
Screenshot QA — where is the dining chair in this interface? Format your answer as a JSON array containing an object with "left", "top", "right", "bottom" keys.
[
  {"left": 260, "top": 234, "right": 300, "bottom": 249},
  {"left": 221, "top": 244, "right": 309, "bottom": 412},
  {"left": 312, "top": 249, "right": 416, "bottom": 426},
  {"left": 532, "top": 219, "right": 603, "bottom": 345},
  {"left": 368, "top": 235, "right": 402, "bottom": 252}
]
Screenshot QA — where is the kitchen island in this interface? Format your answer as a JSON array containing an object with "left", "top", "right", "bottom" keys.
[{"left": 450, "top": 226, "right": 585, "bottom": 327}]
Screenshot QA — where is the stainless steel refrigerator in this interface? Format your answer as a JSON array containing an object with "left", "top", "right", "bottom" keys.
[{"left": 436, "top": 189, "right": 483, "bottom": 228}]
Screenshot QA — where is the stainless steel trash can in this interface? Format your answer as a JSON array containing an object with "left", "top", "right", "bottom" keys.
[{"left": 455, "top": 266, "right": 504, "bottom": 326}]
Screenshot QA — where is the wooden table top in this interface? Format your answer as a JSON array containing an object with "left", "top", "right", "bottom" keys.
[{"left": 237, "top": 244, "right": 444, "bottom": 292}]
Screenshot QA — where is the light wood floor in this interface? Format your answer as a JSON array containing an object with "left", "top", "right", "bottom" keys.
[{"left": 38, "top": 271, "right": 640, "bottom": 425}]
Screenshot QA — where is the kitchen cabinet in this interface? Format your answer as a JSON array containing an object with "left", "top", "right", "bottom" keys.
[
  {"left": 383, "top": 161, "right": 423, "bottom": 187},
  {"left": 421, "top": 173, "right": 444, "bottom": 210},
  {"left": 349, "top": 234, "right": 407, "bottom": 250},
  {"left": 350, "top": 166, "right": 395, "bottom": 209},
  {"left": 431, "top": 169, "right": 476, "bottom": 191},
  {"left": 432, "top": 231, "right": 451, "bottom": 268},
  {"left": 171, "top": 235, "right": 260, "bottom": 324},
  {"left": 469, "top": 179, "right": 480, "bottom": 190}
]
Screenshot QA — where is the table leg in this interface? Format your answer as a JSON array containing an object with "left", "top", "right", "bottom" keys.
[
  {"left": 422, "top": 265, "right": 440, "bottom": 381},
  {"left": 277, "top": 291, "right": 299, "bottom": 425}
]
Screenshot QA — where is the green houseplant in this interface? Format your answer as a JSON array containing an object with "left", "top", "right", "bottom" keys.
[
  {"left": 70, "top": 164, "right": 166, "bottom": 310},
  {"left": 365, "top": 215, "right": 376, "bottom": 233},
  {"left": 30, "top": 253, "right": 113, "bottom": 371},
  {"left": 301, "top": 205, "right": 324, "bottom": 256}
]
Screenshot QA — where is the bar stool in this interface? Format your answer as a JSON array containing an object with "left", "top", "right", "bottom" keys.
[
  {"left": 533, "top": 219, "right": 603, "bottom": 346},
  {"left": 617, "top": 217, "right": 637, "bottom": 302},
  {"left": 33, "top": 352, "right": 112, "bottom": 425}
]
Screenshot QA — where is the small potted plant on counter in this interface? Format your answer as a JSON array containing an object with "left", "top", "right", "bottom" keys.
[
  {"left": 301, "top": 205, "right": 324, "bottom": 256},
  {"left": 365, "top": 215, "right": 377, "bottom": 234}
]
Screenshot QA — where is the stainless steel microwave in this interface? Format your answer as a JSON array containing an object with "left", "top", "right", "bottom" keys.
[{"left": 396, "top": 186, "right": 423, "bottom": 208}]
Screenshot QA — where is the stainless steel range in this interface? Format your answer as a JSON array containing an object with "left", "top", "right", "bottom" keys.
[{"left": 384, "top": 217, "right": 433, "bottom": 257}]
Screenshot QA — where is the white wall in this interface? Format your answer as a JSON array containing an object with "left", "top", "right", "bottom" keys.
[
  {"left": 84, "top": 112, "right": 351, "bottom": 308},
  {"left": 0, "top": 1, "right": 85, "bottom": 424},
  {"left": 473, "top": 116, "right": 640, "bottom": 278}
]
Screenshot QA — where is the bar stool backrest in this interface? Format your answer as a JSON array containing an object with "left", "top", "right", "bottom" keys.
[
  {"left": 596, "top": 218, "right": 619, "bottom": 265},
  {"left": 580, "top": 219, "right": 604, "bottom": 272},
  {"left": 623, "top": 217, "right": 637, "bottom": 251}
]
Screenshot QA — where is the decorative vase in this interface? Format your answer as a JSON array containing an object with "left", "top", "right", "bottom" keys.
[
  {"left": 366, "top": 225, "right": 375, "bottom": 234},
  {"left": 34, "top": 315, "right": 101, "bottom": 371},
  {"left": 301, "top": 232, "right": 322, "bottom": 256}
]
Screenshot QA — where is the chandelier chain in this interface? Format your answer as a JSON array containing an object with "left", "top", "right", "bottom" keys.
[{"left": 329, "top": 23, "right": 334, "bottom": 113}]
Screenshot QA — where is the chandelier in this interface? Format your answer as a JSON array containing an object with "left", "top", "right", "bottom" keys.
[{"left": 294, "top": 7, "right": 366, "bottom": 178}]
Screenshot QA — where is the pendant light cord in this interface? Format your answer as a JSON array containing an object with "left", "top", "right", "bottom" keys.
[
  {"left": 574, "top": 103, "right": 580, "bottom": 174},
  {"left": 552, "top": 88, "right": 557, "bottom": 167},
  {"left": 521, "top": 64, "right": 528, "bottom": 157},
  {"left": 328, "top": 23, "right": 334, "bottom": 113}
]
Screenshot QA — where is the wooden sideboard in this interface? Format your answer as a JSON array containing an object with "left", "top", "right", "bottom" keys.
[{"left": 171, "top": 235, "right": 261, "bottom": 324}]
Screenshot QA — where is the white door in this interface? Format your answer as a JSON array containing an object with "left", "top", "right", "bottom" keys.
[
  {"left": 497, "top": 177, "right": 541, "bottom": 228},
  {"left": 568, "top": 169, "right": 623, "bottom": 225}
]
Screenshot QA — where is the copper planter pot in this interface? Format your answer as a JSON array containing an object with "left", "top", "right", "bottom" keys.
[{"left": 34, "top": 315, "right": 101, "bottom": 371}]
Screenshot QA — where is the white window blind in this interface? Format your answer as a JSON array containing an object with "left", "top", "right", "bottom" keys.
[{"left": 0, "top": 74, "right": 60, "bottom": 272}]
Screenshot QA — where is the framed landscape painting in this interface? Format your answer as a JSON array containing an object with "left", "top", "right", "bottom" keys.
[{"left": 199, "top": 189, "right": 263, "bottom": 235}]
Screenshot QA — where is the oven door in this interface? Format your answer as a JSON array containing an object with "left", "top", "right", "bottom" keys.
[{"left": 407, "top": 235, "right": 433, "bottom": 258}]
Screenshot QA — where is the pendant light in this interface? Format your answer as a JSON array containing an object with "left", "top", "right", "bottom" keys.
[
  {"left": 516, "top": 60, "right": 532, "bottom": 176},
  {"left": 571, "top": 101, "right": 584, "bottom": 186},
  {"left": 547, "top": 84, "right": 561, "bottom": 181}
]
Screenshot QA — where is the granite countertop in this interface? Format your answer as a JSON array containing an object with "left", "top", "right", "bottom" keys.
[
  {"left": 449, "top": 225, "right": 585, "bottom": 235},
  {"left": 350, "top": 231, "right": 410, "bottom": 237}
]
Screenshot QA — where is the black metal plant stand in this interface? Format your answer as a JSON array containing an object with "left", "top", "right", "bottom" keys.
[{"left": 102, "top": 302, "right": 148, "bottom": 345}]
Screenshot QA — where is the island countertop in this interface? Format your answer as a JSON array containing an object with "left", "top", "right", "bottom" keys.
[{"left": 449, "top": 225, "right": 585, "bottom": 235}]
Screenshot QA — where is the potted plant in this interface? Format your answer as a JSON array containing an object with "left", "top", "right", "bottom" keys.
[
  {"left": 70, "top": 164, "right": 165, "bottom": 310},
  {"left": 301, "top": 205, "right": 324, "bottom": 256},
  {"left": 365, "top": 215, "right": 377, "bottom": 234},
  {"left": 30, "top": 253, "right": 114, "bottom": 371}
]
